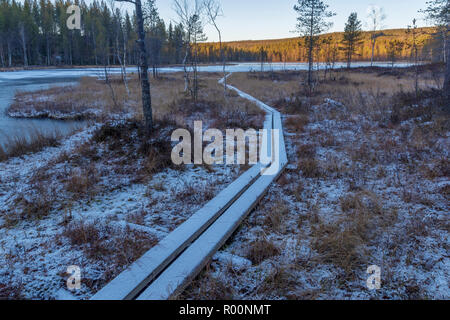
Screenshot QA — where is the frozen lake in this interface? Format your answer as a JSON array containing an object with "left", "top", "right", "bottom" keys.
[{"left": 0, "top": 61, "right": 413, "bottom": 147}]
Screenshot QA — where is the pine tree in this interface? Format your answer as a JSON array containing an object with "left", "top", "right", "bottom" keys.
[
  {"left": 343, "top": 12, "right": 363, "bottom": 68},
  {"left": 294, "top": 0, "right": 335, "bottom": 89}
]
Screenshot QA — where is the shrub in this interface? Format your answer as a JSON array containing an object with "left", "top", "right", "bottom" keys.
[
  {"left": 299, "top": 158, "right": 321, "bottom": 178},
  {"left": 246, "top": 237, "right": 280, "bottom": 265}
]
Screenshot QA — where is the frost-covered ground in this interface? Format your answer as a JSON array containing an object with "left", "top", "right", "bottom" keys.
[
  {"left": 182, "top": 72, "right": 449, "bottom": 300},
  {"left": 0, "top": 71, "right": 264, "bottom": 299},
  {"left": 1, "top": 69, "right": 447, "bottom": 300},
  {"left": 0, "top": 121, "right": 246, "bottom": 299}
]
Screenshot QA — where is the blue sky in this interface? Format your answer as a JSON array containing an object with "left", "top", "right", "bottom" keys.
[{"left": 151, "top": 0, "right": 431, "bottom": 42}]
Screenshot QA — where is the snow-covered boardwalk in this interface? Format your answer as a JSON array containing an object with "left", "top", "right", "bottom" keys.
[{"left": 91, "top": 76, "right": 288, "bottom": 300}]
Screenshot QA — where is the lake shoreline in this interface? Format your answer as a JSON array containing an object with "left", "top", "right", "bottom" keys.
[
  {"left": 0, "top": 60, "right": 428, "bottom": 73},
  {"left": 0, "top": 62, "right": 240, "bottom": 73}
]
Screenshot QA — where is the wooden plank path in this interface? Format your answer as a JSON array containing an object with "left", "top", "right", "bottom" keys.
[{"left": 91, "top": 75, "right": 288, "bottom": 300}]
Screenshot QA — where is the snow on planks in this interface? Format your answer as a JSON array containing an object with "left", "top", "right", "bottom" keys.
[
  {"left": 91, "top": 163, "right": 265, "bottom": 300},
  {"left": 137, "top": 160, "right": 287, "bottom": 300},
  {"left": 91, "top": 75, "right": 287, "bottom": 300}
]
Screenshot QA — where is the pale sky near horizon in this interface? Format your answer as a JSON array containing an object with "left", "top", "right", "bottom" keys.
[
  {"left": 92, "top": 0, "right": 431, "bottom": 42},
  {"left": 153, "top": 0, "right": 431, "bottom": 42}
]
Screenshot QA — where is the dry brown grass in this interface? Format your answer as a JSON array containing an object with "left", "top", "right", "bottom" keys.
[
  {"left": 245, "top": 236, "right": 280, "bottom": 265},
  {"left": 180, "top": 266, "right": 235, "bottom": 300},
  {"left": 9, "top": 73, "right": 266, "bottom": 131},
  {"left": 229, "top": 68, "right": 443, "bottom": 119},
  {"left": 285, "top": 115, "right": 309, "bottom": 133},
  {"left": 293, "top": 183, "right": 305, "bottom": 202},
  {"left": 65, "top": 165, "right": 100, "bottom": 200},
  {"left": 177, "top": 180, "right": 215, "bottom": 205},
  {"left": 310, "top": 190, "right": 391, "bottom": 275},
  {"left": 229, "top": 72, "right": 302, "bottom": 106},
  {"left": 86, "top": 119, "right": 175, "bottom": 178},
  {"left": 264, "top": 200, "right": 289, "bottom": 233},
  {"left": 340, "top": 194, "right": 364, "bottom": 213},
  {"left": 296, "top": 143, "right": 316, "bottom": 159},
  {"left": 5, "top": 177, "right": 57, "bottom": 225},
  {"left": 298, "top": 158, "right": 321, "bottom": 178},
  {"left": 422, "top": 158, "right": 450, "bottom": 180},
  {"left": 62, "top": 220, "right": 157, "bottom": 289},
  {"left": 9, "top": 74, "right": 185, "bottom": 121},
  {"left": 0, "top": 128, "right": 63, "bottom": 162},
  {"left": 296, "top": 142, "right": 322, "bottom": 178},
  {"left": 311, "top": 222, "right": 366, "bottom": 274},
  {"left": 257, "top": 265, "right": 296, "bottom": 296}
]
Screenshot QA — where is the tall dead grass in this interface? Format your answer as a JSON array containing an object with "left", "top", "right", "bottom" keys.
[
  {"left": 62, "top": 220, "right": 157, "bottom": 291},
  {"left": 0, "top": 128, "right": 63, "bottom": 162}
]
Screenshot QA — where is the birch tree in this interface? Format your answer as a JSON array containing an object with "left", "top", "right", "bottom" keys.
[
  {"left": 108, "top": 1, "right": 130, "bottom": 97},
  {"left": 173, "top": 0, "right": 207, "bottom": 101},
  {"left": 366, "top": 5, "right": 386, "bottom": 67},
  {"left": 294, "top": 0, "right": 335, "bottom": 89},
  {"left": 204, "top": 0, "right": 226, "bottom": 95},
  {"left": 115, "top": 0, "right": 153, "bottom": 131},
  {"left": 407, "top": 19, "right": 420, "bottom": 99}
]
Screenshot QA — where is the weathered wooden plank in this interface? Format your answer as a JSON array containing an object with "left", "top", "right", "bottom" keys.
[
  {"left": 137, "top": 78, "right": 288, "bottom": 300},
  {"left": 91, "top": 75, "right": 287, "bottom": 300},
  {"left": 91, "top": 163, "right": 264, "bottom": 300}
]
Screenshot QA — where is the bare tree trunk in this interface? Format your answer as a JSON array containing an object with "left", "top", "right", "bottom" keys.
[
  {"left": 117, "top": 35, "right": 130, "bottom": 97},
  {"left": 414, "top": 46, "right": 419, "bottom": 99},
  {"left": 217, "top": 29, "right": 226, "bottom": 96},
  {"left": 307, "top": 5, "right": 315, "bottom": 89},
  {"left": 347, "top": 46, "right": 351, "bottom": 69},
  {"left": 7, "top": 41, "right": 12, "bottom": 67},
  {"left": 0, "top": 43, "right": 4, "bottom": 67},
  {"left": 19, "top": 25, "right": 28, "bottom": 67},
  {"left": 371, "top": 37, "right": 375, "bottom": 67},
  {"left": 193, "top": 38, "right": 199, "bottom": 102},
  {"left": 135, "top": 0, "right": 153, "bottom": 131},
  {"left": 104, "top": 65, "right": 119, "bottom": 110},
  {"left": 444, "top": 25, "right": 450, "bottom": 106},
  {"left": 261, "top": 49, "right": 264, "bottom": 72},
  {"left": 308, "top": 36, "right": 313, "bottom": 88},
  {"left": 69, "top": 32, "right": 73, "bottom": 66},
  {"left": 92, "top": 27, "right": 98, "bottom": 65},
  {"left": 46, "top": 37, "right": 51, "bottom": 66},
  {"left": 442, "top": 29, "right": 447, "bottom": 63},
  {"left": 182, "top": 37, "right": 191, "bottom": 93}
]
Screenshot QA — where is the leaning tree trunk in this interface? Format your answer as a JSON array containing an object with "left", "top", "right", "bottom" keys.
[
  {"left": 135, "top": 0, "right": 153, "bottom": 131},
  {"left": 215, "top": 27, "right": 226, "bottom": 96}
]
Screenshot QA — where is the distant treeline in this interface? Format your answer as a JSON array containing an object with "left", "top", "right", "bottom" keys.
[
  {"left": 0, "top": 0, "right": 187, "bottom": 67},
  {"left": 200, "top": 27, "right": 444, "bottom": 64},
  {"left": 0, "top": 0, "right": 444, "bottom": 68}
]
